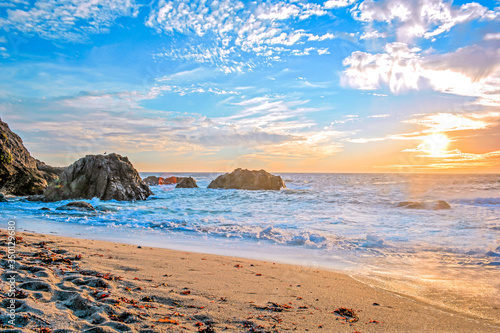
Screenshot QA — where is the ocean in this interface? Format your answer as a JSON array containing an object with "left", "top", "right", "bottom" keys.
[{"left": 1, "top": 173, "right": 499, "bottom": 321}]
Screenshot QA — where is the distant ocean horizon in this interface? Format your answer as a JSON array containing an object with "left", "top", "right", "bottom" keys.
[{"left": 2, "top": 172, "right": 499, "bottom": 321}]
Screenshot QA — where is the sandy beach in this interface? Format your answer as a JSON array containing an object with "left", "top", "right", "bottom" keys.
[{"left": 1, "top": 231, "right": 499, "bottom": 333}]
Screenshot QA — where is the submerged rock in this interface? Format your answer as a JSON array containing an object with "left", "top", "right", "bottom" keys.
[
  {"left": 208, "top": 168, "right": 285, "bottom": 190},
  {"left": 175, "top": 177, "right": 198, "bottom": 188},
  {"left": 43, "top": 153, "right": 153, "bottom": 202},
  {"left": 397, "top": 200, "right": 451, "bottom": 210},
  {"left": 56, "top": 201, "right": 95, "bottom": 211}
]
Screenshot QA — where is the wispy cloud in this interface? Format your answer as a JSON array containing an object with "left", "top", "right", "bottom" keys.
[
  {"left": 0, "top": 0, "right": 140, "bottom": 42},
  {"left": 1, "top": 89, "right": 347, "bottom": 166},
  {"left": 148, "top": 0, "right": 347, "bottom": 72}
]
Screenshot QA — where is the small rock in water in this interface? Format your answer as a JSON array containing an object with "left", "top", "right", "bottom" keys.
[
  {"left": 396, "top": 200, "right": 451, "bottom": 210},
  {"left": 175, "top": 177, "right": 198, "bottom": 188},
  {"left": 0, "top": 193, "right": 6, "bottom": 202},
  {"left": 56, "top": 201, "right": 96, "bottom": 211},
  {"left": 39, "top": 207, "right": 51, "bottom": 211},
  {"left": 208, "top": 168, "right": 285, "bottom": 190},
  {"left": 26, "top": 195, "right": 44, "bottom": 201}
]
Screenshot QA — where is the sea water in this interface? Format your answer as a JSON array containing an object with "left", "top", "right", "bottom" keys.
[{"left": 1, "top": 173, "right": 499, "bottom": 322}]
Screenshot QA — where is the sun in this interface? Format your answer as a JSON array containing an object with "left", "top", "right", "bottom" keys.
[{"left": 421, "top": 133, "right": 450, "bottom": 156}]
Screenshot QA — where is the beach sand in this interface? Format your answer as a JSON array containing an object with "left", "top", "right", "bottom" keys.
[{"left": 1, "top": 231, "right": 499, "bottom": 333}]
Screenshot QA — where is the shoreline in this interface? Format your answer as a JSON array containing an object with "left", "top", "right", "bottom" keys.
[{"left": 1, "top": 230, "right": 499, "bottom": 332}]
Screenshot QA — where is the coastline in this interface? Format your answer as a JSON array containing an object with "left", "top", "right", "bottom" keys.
[{"left": 1, "top": 230, "right": 499, "bottom": 332}]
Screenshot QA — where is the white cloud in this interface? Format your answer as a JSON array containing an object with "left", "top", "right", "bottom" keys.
[
  {"left": 359, "top": 31, "right": 386, "bottom": 40},
  {"left": 0, "top": 0, "right": 139, "bottom": 42},
  {"left": 353, "top": 0, "right": 496, "bottom": 43},
  {"left": 341, "top": 42, "right": 422, "bottom": 92},
  {"left": 342, "top": 42, "right": 500, "bottom": 105},
  {"left": 324, "top": 0, "right": 356, "bottom": 9},
  {"left": 485, "top": 33, "right": 500, "bottom": 40}
]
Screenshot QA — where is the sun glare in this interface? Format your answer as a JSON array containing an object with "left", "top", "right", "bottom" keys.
[{"left": 421, "top": 133, "right": 450, "bottom": 156}]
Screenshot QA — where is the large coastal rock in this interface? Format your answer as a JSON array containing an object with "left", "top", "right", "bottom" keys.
[
  {"left": 175, "top": 177, "right": 198, "bottom": 188},
  {"left": 42, "top": 153, "right": 153, "bottom": 202},
  {"left": 0, "top": 118, "right": 47, "bottom": 195},
  {"left": 208, "top": 168, "right": 285, "bottom": 190}
]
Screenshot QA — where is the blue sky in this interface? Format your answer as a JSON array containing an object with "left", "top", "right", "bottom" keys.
[{"left": 0, "top": 0, "right": 499, "bottom": 172}]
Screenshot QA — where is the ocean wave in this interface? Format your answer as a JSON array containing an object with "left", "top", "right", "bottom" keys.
[{"left": 452, "top": 197, "right": 500, "bottom": 206}]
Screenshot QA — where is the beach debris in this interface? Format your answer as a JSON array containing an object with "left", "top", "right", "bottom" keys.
[
  {"left": 333, "top": 307, "right": 359, "bottom": 323},
  {"left": 254, "top": 302, "right": 293, "bottom": 312},
  {"left": 158, "top": 317, "right": 179, "bottom": 324}
]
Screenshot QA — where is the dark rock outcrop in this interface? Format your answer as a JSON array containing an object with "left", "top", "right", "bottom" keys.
[
  {"left": 42, "top": 153, "right": 153, "bottom": 202},
  {"left": 0, "top": 193, "right": 6, "bottom": 202},
  {"left": 397, "top": 200, "right": 451, "bottom": 210},
  {"left": 0, "top": 118, "right": 64, "bottom": 196},
  {"left": 175, "top": 177, "right": 198, "bottom": 188},
  {"left": 143, "top": 176, "right": 161, "bottom": 186},
  {"left": 56, "top": 201, "right": 95, "bottom": 211},
  {"left": 0, "top": 118, "right": 46, "bottom": 195},
  {"left": 208, "top": 168, "right": 285, "bottom": 190},
  {"left": 36, "top": 159, "right": 65, "bottom": 183}
]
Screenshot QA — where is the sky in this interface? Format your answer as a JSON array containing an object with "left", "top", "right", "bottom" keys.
[{"left": 0, "top": 0, "right": 499, "bottom": 173}]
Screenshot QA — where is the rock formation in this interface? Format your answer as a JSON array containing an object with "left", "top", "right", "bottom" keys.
[
  {"left": 143, "top": 176, "right": 188, "bottom": 186},
  {"left": 143, "top": 176, "right": 161, "bottom": 186},
  {"left": 397, "top": 200, "right": 451, "bottom": 210},
  {"left": 175, "top": 177, "right": 198, "bottom": 188},
  {"left": 208, "top": 168, "right": 285, "bottom": 190},
  {"left": 0, "top": 117, "right": 59, "bottom": 195},
  {"left": 42, "top": 153, "right": 153, "bottom": 202}
]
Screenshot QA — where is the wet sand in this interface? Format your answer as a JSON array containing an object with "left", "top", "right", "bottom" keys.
[{"left": 1, "top": 231, "right": 499, "bottom": 332}]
